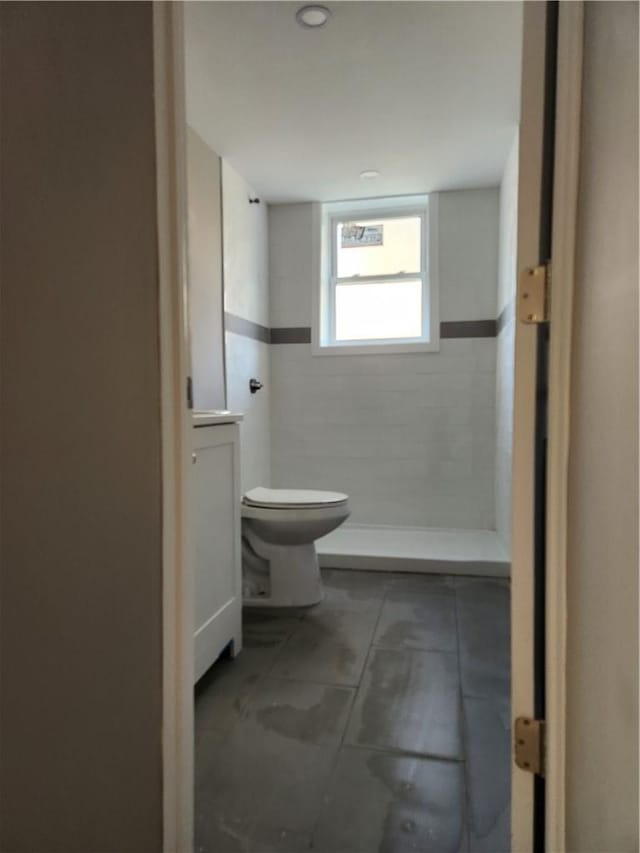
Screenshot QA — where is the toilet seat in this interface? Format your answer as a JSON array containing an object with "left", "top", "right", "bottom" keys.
[
  {"left": 243, "top": 487, "right": 348, "bottom": 511},
  {"left": 241, "top": 486, "right": 350, "bottom": 607}
]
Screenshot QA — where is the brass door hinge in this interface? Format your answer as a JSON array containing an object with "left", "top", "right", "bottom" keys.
[
  {"left": 518, "top": 263, "right": 551, "bottom": 323},
  {"left": 514, "top": 716, "right": 546, "bottom": 776}
]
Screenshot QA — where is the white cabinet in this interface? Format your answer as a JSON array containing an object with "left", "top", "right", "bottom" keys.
[{"left": 192, "top": 422, "right": 242, "bottom": 682}]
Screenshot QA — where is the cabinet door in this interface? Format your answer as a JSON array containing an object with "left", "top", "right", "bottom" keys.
[{"left": 192, "top": 424, "right": 241, "bottom": 682}]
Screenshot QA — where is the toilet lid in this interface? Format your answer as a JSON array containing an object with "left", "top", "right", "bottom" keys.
[{"left": 243, "top": 487, "right": 349, "bottom": 509}]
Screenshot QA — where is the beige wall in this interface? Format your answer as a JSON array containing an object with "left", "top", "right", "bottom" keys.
[
  {"left": 0, "top": 4, "right": 163, "bottom": 851},
  {"left": 566, "top": 3, "right": 639, "bottom": 850}
]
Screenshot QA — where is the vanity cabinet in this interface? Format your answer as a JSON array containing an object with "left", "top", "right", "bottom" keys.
[{"left": 192, "top": 420, "right": 242, "bottom": 682}]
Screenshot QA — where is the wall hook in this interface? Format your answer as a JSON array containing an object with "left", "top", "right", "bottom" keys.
[
  {"left": 249, "top": 378, "right": 263, "bottom": 394},
  {"left": 248, "top": 197, "right": 261, "bottom": 204}
]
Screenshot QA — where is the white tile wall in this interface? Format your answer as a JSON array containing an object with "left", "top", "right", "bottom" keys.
[
  {"left": 268, "top": 189, "right": 499, "bottom": 530},
  {"left": 226, "top": 331, "right": 271, "bottom": 493},
  {"left": 497, "top": 133, "right": 519, "bottom": 315},
  {"left": 269, "top": 203, "right": 313, "bottom": 328},
  {"left": 495, "top": 317, "right": 515, "bottom": 550},
  {"left": 222, "top": 161, "right": 271, "bottom": 491},
  {"left": 495, "top": 133, "right": 519, "bottom": 554},
  {"left": 438, "top": 189, "right": 499, "bottom": 321},
  {"left": 271, "top": 339, "right": 496, "bottom": 528},
  {"left": 222, "top": 162, "right": 269, "bottom": 326}
]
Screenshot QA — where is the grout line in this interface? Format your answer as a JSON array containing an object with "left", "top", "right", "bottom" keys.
[
  {"left": 339, "top": 740, "right": 465, "bottom": 764},
  {"left": 307, "top": 586, "right": 388, "bottom": 848},
  {"left": 251, "top": 671, "right": 360, "bottom": 693},
  {"left": 454, "top": 580, "right": 473, "bottom": 846},
  {"left": 249, "top": 612, "right": 307, "bottom": 680},
  {"left": 342, "top": 590, "right": 387, "bottom": 731},
  {"left": 371, "top": 642, "right": 459, "bottom": 656}
]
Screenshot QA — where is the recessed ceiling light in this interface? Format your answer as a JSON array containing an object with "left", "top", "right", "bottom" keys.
[
  {"left": 360, "top": 170, "right": 381, "bottom": 180},
  {"left": 296, "top": 5, "right": 331, "bottom": 29}
]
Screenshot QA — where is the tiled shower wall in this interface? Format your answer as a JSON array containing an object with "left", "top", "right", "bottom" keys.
[
  {"left": 495, "top": 133, "right": 519, "bottom": 553},
  {"left": 222, "top": 162, "right": 271, "bottom": 494},
  {"left": 268, "top": 190, "right": 499, "bottom": 529}
]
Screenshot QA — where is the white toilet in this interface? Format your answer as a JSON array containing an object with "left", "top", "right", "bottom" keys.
[{"left": 241, "top": 487, "right": 350, "bottom": 607}]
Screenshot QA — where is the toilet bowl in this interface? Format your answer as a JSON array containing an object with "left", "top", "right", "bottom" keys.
[{"left": 241, "top": 487, "right": 350, "bottom": 607}]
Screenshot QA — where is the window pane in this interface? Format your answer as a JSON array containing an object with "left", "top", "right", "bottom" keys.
[
  {"left": 335, "top": 280, "right": 423, "bottom": 341},
  {"left": 336, "top": 216, "right": 422, "bottom": 278}
]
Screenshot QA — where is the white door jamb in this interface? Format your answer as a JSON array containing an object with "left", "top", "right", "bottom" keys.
[
  {"left": 154, "top": 4, "right": 194, "bottom": 852},
  {"left": 545, "top": 3, "right": 584, "bottom": 850},
  {"left": 511, "top": 4, "right": 549, "bottom": 848}
]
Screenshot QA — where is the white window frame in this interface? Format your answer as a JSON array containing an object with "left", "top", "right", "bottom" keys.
[{"left": 312, "top": 194, "right": 439, "bottom": 356}]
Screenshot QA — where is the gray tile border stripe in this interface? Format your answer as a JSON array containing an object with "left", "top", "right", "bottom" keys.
[
  {"left": 271, "top": 327, "right": 312, "bottom": 344},
  {"left": 225, "top": 312, "right": 270, "bottom": 344},
  {"left": 225, "top": 315, "right": 503, "bottom": 344},
  {"left": 440, "top": 320, "right": 497, "bottom": 339}
]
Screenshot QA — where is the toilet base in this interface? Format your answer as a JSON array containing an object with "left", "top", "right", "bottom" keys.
[{"left": 242, "top": 532, "right": 324, "bottom": 607}]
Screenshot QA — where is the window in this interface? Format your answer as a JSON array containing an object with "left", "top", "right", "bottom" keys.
[{"left": 314, "top": 196, "right": 439, "bottom": 355}]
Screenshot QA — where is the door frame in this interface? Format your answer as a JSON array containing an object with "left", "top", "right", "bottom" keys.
[
  {"left": 545, "top": 2, "right": 584, "bottom": 850},
  {"left": 511, "top": 2, "right": 584, "bottom": 851},
  {"left": 154, "top": 4, "right": 194, "bottom": 852},
  {"left": 510, "top": 4, "right": 550, "bottom": 846},
  {"left": 155, "top": 3, "right": 585, "bottom": 851}
]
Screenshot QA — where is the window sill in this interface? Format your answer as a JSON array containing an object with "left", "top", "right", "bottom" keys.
[{"left": 311, "top": 339, "right": 440, "bottom": 357}]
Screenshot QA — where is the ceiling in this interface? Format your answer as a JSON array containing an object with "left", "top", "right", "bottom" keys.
[{"left": 184, "top": 2, "right": 523, "bottom": 204}]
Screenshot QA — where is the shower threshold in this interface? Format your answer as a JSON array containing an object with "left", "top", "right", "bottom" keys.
[{"left": 316, "top": 524, "right": 509, "bottom": 577}]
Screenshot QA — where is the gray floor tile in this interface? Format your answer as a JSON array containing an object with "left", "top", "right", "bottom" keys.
[
  {"left": 345, "top": 647, "right": 463, "bottom": 760},
  {"left": 195, "top": 571, "right": 511, "bottom": 853},
  {"left": 312, "top": 746, "right": 467, "bottom": 853},
  {"left": 195, "top": 679, "right": 353, "bottom": 849},
  {"left": 374, "top": 583, "right": 458, "bottom": 652},
  {"left": 195, "top": 727, "right": 229, "bottom": 787},
  {"left": 391, "top": 573, "right": 458, "bottom": 593},
  {"left": 463, "top": 695, "right": 511, "bottom": 853},
  {"left": 196, "top": 723, "right": 338, "bottom": 838},
  {"left": 270, "top": 608, "right": 378, "bottom": 686},
  {"left": 195, "top": 801, "right": 250, "bottom": 853},
  {"left": 242, "top": 677, "right": 355, "bottom": 747},
  {"left": 243, "top": 607, "right": 304, "bottom": 649},
  {"left": 195, "top": 647, "right": 271, "bottom": 734},
  {"left": 456, "top": 579, "right": 510, "bottom": 700},
  {"left": 319, "top": 569, "right": 390, "bottom": 615},
  {"left": 247, "top": 824, "right": 313, "bottom": 852},
  {"left": 453, "top": 576, "right": 510, "bottom": 590}
]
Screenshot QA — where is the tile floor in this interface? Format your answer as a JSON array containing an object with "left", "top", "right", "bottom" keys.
[{"left": 195, "top": 570, "right": 511, "bottom": 853}]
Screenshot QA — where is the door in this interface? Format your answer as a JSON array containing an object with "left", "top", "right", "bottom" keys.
[
  {"left": 156, "top": 1, "right": 582, "bottom": 849},
  {"left": 512, "top": 2, "right": 584, "bottom": 850}
]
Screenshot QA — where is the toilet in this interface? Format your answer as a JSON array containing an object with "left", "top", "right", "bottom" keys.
[{"left": 241, "top": 487, "right": 350, "bottom": 607}]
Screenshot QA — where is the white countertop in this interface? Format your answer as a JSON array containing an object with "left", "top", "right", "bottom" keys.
[{"left": 192, "top": 410, "right": 244, "bottom": 427}]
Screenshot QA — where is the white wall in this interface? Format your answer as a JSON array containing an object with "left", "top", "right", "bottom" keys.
[
  {"left": 439, "top": 190, "right": 499, "bottom": 322},
  {"left": 495, "top": 132, "right": 519, "bottom": 553},
  {"left": 269, "top": 202, "right": 314, "bottom": 329},
  {"left": 566, "top": 3, "right": 638, "bottom": 849},
  {"left": 186, "top": 127, "right": 226, "bottom": 411},
  {"left": 269, "top": 190, "right": 499, "bottom": 529},
  {"left": 222, "top": 162, "right": 271, "bottom": 493}
]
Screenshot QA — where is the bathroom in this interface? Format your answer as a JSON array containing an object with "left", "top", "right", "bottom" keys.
[{"left": 187, "top": 3, "right": 520, "bottom": 851}]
